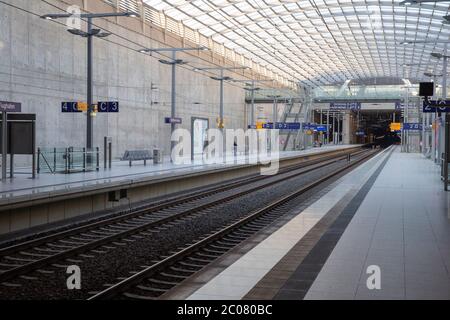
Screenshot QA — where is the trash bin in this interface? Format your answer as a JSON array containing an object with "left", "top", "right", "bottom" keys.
[{"left": 153, "top": 149, "right": 163, "bottom": 164}]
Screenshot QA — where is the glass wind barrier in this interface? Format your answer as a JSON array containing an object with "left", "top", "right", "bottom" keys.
[
  {"left": 313, "top": 84, "right": 422, "bottom": 101},
  {"left": 245, "top": 88, "right": 301, "bottom": 101},
  {"left": 37, "top": 147, "right": 100, "bottom": 174}
]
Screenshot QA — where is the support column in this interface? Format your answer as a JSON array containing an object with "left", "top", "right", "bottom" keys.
[
  {"left": 2, "top": 111, "right": 7, "bottom": 181},
  {"left": 405, "top": 87, "right": 409, "bottom": 153},
  {"left": 272, "top": 97, "right": 278, "bottom": 124},
  {"left": 337, "top": 112, "right": 341, "bottom": 145},
  {"left": 332, "top": 113, "right": 336, "bottom": 145},
  {"left": 170, "top": 51, "right": 177, "bottom": 161},
  {"left": 443, "top": 55, "right": 448, "bottom": 190},
  {"left": 432, "top": 77, "right": 437, "bottom": 162},
  {"left": 250, "top": 84, "right": 255, "bottom": 127},
  {"left": 342, "top": 111, "right": 351, "bottom": 145},
  {"left": 87, "top": 18, "right": 94, "bottom": 152},
  {"left": 327, "top": 109, "right": 330, "bottom": 145}
]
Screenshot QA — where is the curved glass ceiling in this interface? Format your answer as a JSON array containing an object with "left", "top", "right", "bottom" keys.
[{"left": 143, "top": 0, "right": 450, "bottom": 87}]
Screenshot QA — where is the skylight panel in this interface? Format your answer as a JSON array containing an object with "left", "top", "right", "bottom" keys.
[
  {"left": 139, "top": 0, "right": 450, "bottom": 84},
  {"left": 143, "top": 0, "right": 171, "bottom": 11},
  {"left": 165, "top": 8, "right": 190, "bottom": 20}
]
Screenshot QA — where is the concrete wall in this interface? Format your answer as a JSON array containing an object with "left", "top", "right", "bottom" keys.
[{"left": 0, "top": 0, "right": 246, "bottom": 163}]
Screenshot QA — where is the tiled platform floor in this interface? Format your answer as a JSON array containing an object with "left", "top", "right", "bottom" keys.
[
  {"left": 187, "top": 146, "right": 450, "bottom": 300},
  {"left": 187, "top": 145, "right": 390, "bottom": 300},
  {"left": 305, "top": 147, "right": 450, "bottom": 300},
  {"left": 0, "top": 145, "right": 355, "bottom": 205}
]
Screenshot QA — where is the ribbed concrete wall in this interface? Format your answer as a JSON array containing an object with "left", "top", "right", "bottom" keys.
[{"left": 0, "top": 0, "right": 246, "bottom": 163}]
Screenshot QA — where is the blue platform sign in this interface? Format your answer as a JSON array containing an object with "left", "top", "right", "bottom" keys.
[
  {"left": 303, "top": 123, "right": 320, "bottom": 131},
  {"left": 423, "top": 100, "right": 450, "bottom": 113},
  {"left": 403, "top": 123, "right": 423, "bottom": 131},
  {"left": 262, "top": 123, "right": 301, "bottom": 130},
  {"left": 263, "top": 123, "right": 328, "bottom": 131},
  {"left": 98, "top": 101, "right": 119, "bottom": 113},
  {"left": 356, "top": 131, "right": 365, "bottom": 136},
  {"left": 165, "top": 117, "right": 182, "bottom": 124},
  {"left": 275, "top": 122, "right": 301, "bottom": 130},
  {"left": 61, "top": 102, "right": 82, "bottom": 113},
  {"left": 330, "top": 102, "right": 361, "bottom": 110}
]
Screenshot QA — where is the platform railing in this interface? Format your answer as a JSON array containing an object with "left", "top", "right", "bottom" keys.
[{"left": 37, "top": 147, "right": 99, "bottom": 174}]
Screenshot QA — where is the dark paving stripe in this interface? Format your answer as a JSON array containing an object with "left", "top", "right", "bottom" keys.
[
  {"left": 273, "top": 148, "right": 394, "bottom": 300},
  {"left": 244, "top": 151, "right": 389, "bottom": 300},
  {"left": 243, "top": 191, "right": 355, "bottom": 299}
]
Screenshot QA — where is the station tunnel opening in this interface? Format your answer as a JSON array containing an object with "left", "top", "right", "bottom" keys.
[{"left": 358, "top": 110, "right": 401, "bottom": 148}]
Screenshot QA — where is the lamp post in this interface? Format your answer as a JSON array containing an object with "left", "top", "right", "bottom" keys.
[
  {"left": 431, "top": 50, "right": 450, "bottom": 189},
  {"left": 246, "top": 83, "right": 260, "bottom": 128},
  {"left": 41, "top": 11, "right": 139, "bottom": 156},
  {"left": 327, "top": 109, "right": 330, "bottom": 145},
  {"left": 139, "top": 47, "right": 208, "bottom": 160},
  {"left": 337, "top": 111, "right": 341, "bottom": 145},
  {"left": 194, "top": 67, "right": 248, "bottom": 130},
  {"left": 267, "top": 94, "right": 282, "bottom": 125},
  {"left": 266, "top": 93, "right": 282, "bottom": 151},
  {"left": 194, "top": 66, "right": 249, "bottom": 158},
  {"left": 405, "top": 85, "right": 410, "bottom": 153},
  {"left": 424, "top": 72, "right": 441, "bottom": 160},
  {"left": 231, "top": 80, "right": 273, "bottom": 128}
]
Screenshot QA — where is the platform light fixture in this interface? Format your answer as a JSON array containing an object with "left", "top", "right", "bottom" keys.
[
  {"left": 138, "top": 46, "right": 208, "bottom": 54},
  {"left": 400, "top": 40, "right": 449, "bottom": 45},
  {"left": 424, "top": 72, "right": 443, "bottom": 77},
  {"left": 41, "top": 11, "right": 139, "bottom": 20},
  {"left": 443, "top": 15, "right": 450, "bottom": 24},
  {"left": 431, "top": 52, "right": 450, "bottom": 59},
  {"left": 430, "top": 47, "right": 450, "bottom": 188},
  {"left": 41, "top": 10, "right": 140, "bottom": 156}
]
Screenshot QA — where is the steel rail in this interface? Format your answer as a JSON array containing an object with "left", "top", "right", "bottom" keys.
[{"left": 89, "top": 149, "right": 378, "bottom": 300}]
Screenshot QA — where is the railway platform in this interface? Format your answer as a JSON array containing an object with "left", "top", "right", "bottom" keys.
[
  {"left": 175, "top": 146, "right": 450, "bottom": 300},
  {"left": 0, "top": 145, "right": 358, "bottom": 236}
]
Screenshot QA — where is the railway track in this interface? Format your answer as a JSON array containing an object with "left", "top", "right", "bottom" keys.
[
  {"left": 88, "top": 149, "right": 379, "bottom": 300},
  {"left": 0, "top": 148, "right": 363, "bottom": 287}
]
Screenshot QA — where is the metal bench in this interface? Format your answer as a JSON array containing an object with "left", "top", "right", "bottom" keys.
[{"left": 121, "top": 150, "right": 153, "bottom": 167}]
